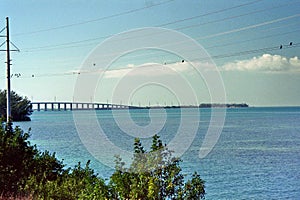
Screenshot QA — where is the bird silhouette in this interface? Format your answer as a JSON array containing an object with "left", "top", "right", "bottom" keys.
[
  {"left": 279, "top": 45, "right": 283, "bottom": 49},
  {"left": 289, "top": 42, "right": 293, "bottom": 46}
]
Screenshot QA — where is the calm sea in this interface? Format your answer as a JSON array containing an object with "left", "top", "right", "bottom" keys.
[{"left": 15, "top": 107, "right": 300, "bottom": 199}]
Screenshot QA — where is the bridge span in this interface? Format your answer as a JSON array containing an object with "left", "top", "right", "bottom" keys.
[{"left": 31, "top": 102, "right": 137, "bottom": 111}]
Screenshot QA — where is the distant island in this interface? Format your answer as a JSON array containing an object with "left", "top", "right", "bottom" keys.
[
  {"left": 198, "top": 103, "right": 249, "bottom": 108},
  {"left": 128, "top": 103, "right": 249, "bottom": 110}
]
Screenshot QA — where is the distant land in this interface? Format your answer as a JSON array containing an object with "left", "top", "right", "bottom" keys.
[
  {"left": 198, "top": 103, "right": 249, "bottom": 108},
  {"left": 31, "top": 102, "right": 249, "bottom": 111},
  {"left": 129, "top": 103, "right": 249, "bottom": 109}
]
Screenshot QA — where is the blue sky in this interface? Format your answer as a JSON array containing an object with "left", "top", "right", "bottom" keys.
[{"left": 0, "top": 0, "right": 300, "bottom": 106}]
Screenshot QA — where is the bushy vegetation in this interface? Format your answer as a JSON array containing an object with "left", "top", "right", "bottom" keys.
[
  {"left": 0, "top": 121, "right": 205, "bottom": 199},
  {"left": 0, "top": 90, "right": 33, "bottom": 121},
  {"left": 109, "top": 136, "right": 205, "bottom": 199}
]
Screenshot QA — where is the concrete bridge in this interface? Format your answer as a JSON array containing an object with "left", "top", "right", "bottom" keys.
[{"left": 31, "top": 102, "right": 137, "bottom": 111}]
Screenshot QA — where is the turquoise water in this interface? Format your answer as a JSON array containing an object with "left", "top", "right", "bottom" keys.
[{"left": 15, "top": 107, "right": 300, "bottom": 199}]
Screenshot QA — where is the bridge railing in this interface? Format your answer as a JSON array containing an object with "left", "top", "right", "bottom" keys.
[{"left": 30, "top": 102, "right": 131, "bottom": 111}]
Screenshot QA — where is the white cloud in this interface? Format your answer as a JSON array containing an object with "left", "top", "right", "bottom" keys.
[
  {"left": 126, "top": 64, "right": 135, "bottom": 68},
  {"left": 72, "top": 61, "right": 218, "bottom": 79},
  {"left": 221, "top": 54, "right": 300, "bottom": 72},
  {"left": 102, "top": 61, "right": 196, "bottom": 79}
]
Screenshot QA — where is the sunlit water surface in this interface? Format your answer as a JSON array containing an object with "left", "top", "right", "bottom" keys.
[{"left": 16, "top": 107, "right": 300, "bottom": 199}]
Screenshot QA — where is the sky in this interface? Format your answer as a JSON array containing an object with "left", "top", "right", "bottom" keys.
[{"left": 0, "top": 0, "right": 300, "bottom": 106}]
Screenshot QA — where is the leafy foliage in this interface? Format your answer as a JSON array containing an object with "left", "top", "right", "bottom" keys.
[
  {"left": 0, "top": 90, "right": 33, "bottom": 121},
  {"left": 24, "top": 161, "right": 109, "bottom": 200},
  {"left": 0, "top": 122, "right": 64, "bottom": 197},
  {"left": 109, "top": 135, "right": 205, "bottom": 199},
  {"left": 0, "top": 121, "right": 108, "bottom": 199},
  {"left": 0, "top": 121, "right": 205, "bottom": 199}
]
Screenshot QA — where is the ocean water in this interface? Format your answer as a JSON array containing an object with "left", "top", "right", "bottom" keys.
[{"left": 15, "top": 107, "right": 300, "bottom": 199}]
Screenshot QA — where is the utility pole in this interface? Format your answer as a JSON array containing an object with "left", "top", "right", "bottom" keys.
[
  {"left": 0, "top": 17, "right": 19, "bottom": 123},
  {"left": 6, "top": 17, "right": 11, "bottom": 123}
]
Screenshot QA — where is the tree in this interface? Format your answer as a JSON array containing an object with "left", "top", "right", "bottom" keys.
[
  {"left": 0, "top": 90, "right": 33, "bottom": 121},
  {"left": 183, "top": 172, "right": 206, "bottom": 199},
  {"left": 0, "top": 121, "right": 205, "bottom": 199},
  {"left": 0, "top": 121, "right": 65, "bottom": 197},
  {"left": 0, "top": 121, "right": 109, "bottom": 199},
  {"left": 109, "top": 134, "right": 205, "bottom": 200},
  {"left": 0, "top": 123, "right": 36, "bottom": 194},
  {"left": 25, "top": 161, "right": 109, "bottom": 200}
]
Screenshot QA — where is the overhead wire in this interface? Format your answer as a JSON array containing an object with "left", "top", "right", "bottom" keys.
[
  {"left": 20, "top": 0, "right": 267, "bottom": 52},
  {"left": 12, "top": 0, "right": 175, "bottom": 36},
  {"left": 205, "top": 28, "right": 300, "bottom": 49},
  {"left": 105, "top": 6, "right": 300, "bottom": 50},
  {"left": 157, "top": 0, "right": 264, "bottom": 27},
  {"left": 86, "top": 13, "right": 299, "bottom": 56},
  {"left": 5, "top": 1, "right": 299, "bottom": 79},
  {"left": 197, "top": 14, "right": 300, "bottom": 40},
  {"left": 0, "top": 27, "right": 6, "bottom": 34},
  {"left": 21, "top": 1, "right": 300, "bottom": 52},
  {"left": 7, "top": 42, "right": 299, "bottom": 80},
  {"left": 13, "top": 0, "right": 263, "bottom": 37},
  {"left": 259, "top": 21, "right": 300, "bottom": 33},
  {"left": 210, "top": 42, "right": 300, "bottom": 60},
  {"left": 22, "top": 35, "right": 109, "bottom": 52},
  {"left": 13, "top": 15, "right": 300, "bottom": 78},
  {"left": 174, "top": 1, "right": 300, "bottom": 31}
]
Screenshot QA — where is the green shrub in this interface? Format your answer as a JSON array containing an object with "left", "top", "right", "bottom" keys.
[
  {"left": 0, "top": 122, "right": 37, "bottom": 195},
  {"left": 0, "top": 121, "right": 205, "bottom": 199},
  {"left": 109, "top": 135, "right": 205, "bottom": 200},
  {"left": 0, "top": 90, "right": 33, "bottom": 121},
  {"left": 25, "top": 161, "right": 109, "bottom": 200}
]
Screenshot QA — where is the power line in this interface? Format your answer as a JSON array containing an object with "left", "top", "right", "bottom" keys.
[
  {"left": 22, "top": 35, "right": 109, "bottom": 52},
  {"left": 210, "top": 42, "right": 300, "bottom": 60},
  {"left": 22, "top": 21, "right": 299, "bottom": 52},
  {"left": 7, "top": 2, "right": 299, "bottom": 79},
  {"left": 205, "top": 28, "right": 300, "bottom": 50},
  {"left": 197, "top": 14, "right": 300, "bottom": 40},
  {"left": 8, "top": 42, "right": 299, "bottom": 80},
  {"left": 20, "top": 0, "right": 266, "bottom": 51},
  {"left": 17, "top": 17, "right": 300, "bottom": 75},
  {"left": 21, "top": 2, "right": 299, "bottom": 52},
  {"left": 14, "top": 12, "right": 300, "bottom": 80},
  {"left": 90, "top": 13, "right": 300, "bottom": 56},
  {"left": 13, "top": 0, "right": 263, "bottom": 37},
  {"left": 174, "top": 1, "right": 300, "bottom": 31},
  {"left": 158, "top": 0, "right": 264, "bottom": 27},
  {"left": 12, "top": 0, "right": 175, "bottom": 36}
]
